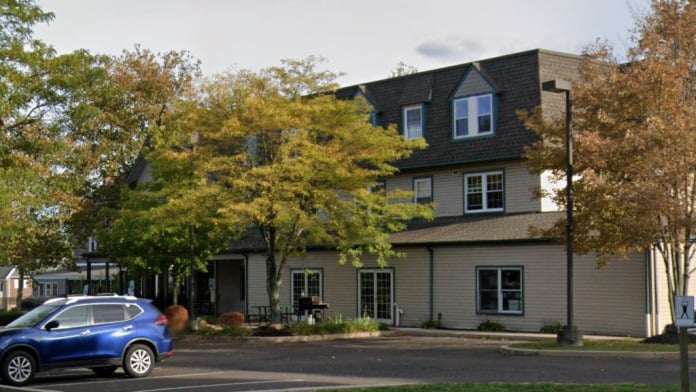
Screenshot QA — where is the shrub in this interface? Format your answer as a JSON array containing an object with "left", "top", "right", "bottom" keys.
[
  {"left": 219, "top": 312, "right": 245, "bottom": 327},
  {"left": 421, "top": 320, "right": 439, "bottom": 329},
  {"left": 289, "top": 316, "right": 384, "bottom": 336},
  {"left": 0, "top": 310, "right": 24, "bottom": 326},
  {"left": 476, "top": 320, "right": 504, "bottom": 332},
  {"left": 540, "top": 323, "right": 563, "bottom": 334},
  {"left": 164, "top": 304, "right": 189, "bottom": 332}
]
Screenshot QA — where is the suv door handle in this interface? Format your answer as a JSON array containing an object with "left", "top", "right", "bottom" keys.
[
  {"left": 123, "top": 325, "right": 133, "bottom": 331},
  {"left": 81, "top": 329, "right": 91, "bottom": 336}
]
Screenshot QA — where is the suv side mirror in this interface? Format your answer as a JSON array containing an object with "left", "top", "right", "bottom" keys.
[{"left": 45, "top": 320, "right": 59, "bottom": 331}]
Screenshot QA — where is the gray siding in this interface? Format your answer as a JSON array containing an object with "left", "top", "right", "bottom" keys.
[
  {"left": 244, "top": 244, "right": 648, "bottom": 336},
  {"left": 386, "top": 160, "right": 541, "bottom": 217},
  {"left": 453, "top": 68, "right": 493, "bottom": 97},
  {"left": 430, "top": 244, "right": 645, "bottom": 336}
]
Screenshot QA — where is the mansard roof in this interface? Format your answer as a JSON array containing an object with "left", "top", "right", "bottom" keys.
[{"left": 336, "top": 49, "right": 582, "bottom": 170}]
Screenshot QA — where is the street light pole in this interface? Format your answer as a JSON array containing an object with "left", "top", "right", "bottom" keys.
[{"left": 542, "top": 79, "right": 583, "bottom": 346}]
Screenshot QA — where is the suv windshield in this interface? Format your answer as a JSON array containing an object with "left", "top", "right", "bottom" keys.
[{"left": 6, "top": 303, "right": 63, "bottom": 328}]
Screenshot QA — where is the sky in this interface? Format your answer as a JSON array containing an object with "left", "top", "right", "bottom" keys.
[{"left": 34, "top": 0, "right": 651, "bottom": 87}]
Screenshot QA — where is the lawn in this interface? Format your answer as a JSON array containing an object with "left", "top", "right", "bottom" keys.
[{"left": 339, "top": 384, "right": 682, "bottom": 392}]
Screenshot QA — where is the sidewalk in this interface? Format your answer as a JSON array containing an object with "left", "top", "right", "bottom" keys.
[{"left": 392, "top": 327, "right": 630, "bottom": 342}]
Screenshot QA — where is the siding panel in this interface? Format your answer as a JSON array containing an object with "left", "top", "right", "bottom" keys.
[{"left": 387, "top": 161, "right": 541, "bottom": 217}]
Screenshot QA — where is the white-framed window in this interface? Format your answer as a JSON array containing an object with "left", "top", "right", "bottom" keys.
[
  {"left": 403, "top": 105, "right": 423, "bottom": 140},
  {"left": 413, "top": 177, "right": 432, "bottom": 204},
  {"left": 13, "top": 279, "right": 29, "bottom": 290},
  {"left": 88, "top": 236, "right": 99, "bottom": 253},
  {"left": 453, "top": 94, "right": 493, "bottom": 138},
  {"left": 477, "top": 267, "right": 523, "bottom": 314},
  {"left": 291, "top": 269, "right": 323, "bottom": 306},
  {"left": 40, "top": 282, "right": 58, "bottom": 297},
  {"left": 465, "top": 171, "right": 503, "bottom": 213}
]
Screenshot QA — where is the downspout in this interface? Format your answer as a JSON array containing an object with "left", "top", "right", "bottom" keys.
[
  {"left": 427, "top": 246, "right": 434, "bottom": 322},
  {"left": 652, "top": 245, "right": 660, "bottom": 334},
  {"left": 243, "top": 253, "right": 249, "bottom": 317},
  {"left": 645, "top": 248, "right": 653, "bottom": 337}
]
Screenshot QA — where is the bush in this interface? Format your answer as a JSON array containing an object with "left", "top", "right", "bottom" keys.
[
  {"left": 421, "top": 320, "right": 439, "bottom": 329},
  {"left": 0, "top": 310, "right": 24, "bottom": 326},
  {"left": 219, "top": 312, "right": 245, "bottom": 327},
  {"left": 289, "top": 316, "right": 384, "bottom": 336},
  {"left": 540, "top": 323, "right": 563, "bottom": 334},
  {"left": 476, "top": 320, "right": 504, "bottom": 332},
  {"left": 164, "top": 305, "right": 189, "bottom": 332}
]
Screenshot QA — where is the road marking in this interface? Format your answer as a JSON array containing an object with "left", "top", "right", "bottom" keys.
[
  {"left": 39, "top": 371, "right": 226, "bottom": 388},
  {"left": 0, "top": 386, "right": 61, "bottom": 392},
  {"left": 133, "top": 379, "right": 306, "bottom": 392}
]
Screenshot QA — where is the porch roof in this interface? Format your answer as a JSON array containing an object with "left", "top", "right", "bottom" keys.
[
  {"left": 388, "top": 211, "right": 564, "bottom": 245},
  {"left": 223, "top": 211, "right": 564, "bottom": 252},
  {"left": 34, "top": 268, "right": 117, "bottom": 282}
]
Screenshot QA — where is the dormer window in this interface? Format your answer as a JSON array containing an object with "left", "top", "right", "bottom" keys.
[
  {"left": 403, "top": 105, "right": 423, "bottom": 140},
  {"left": 453, "top": 94, "right": 493, "bottom": 138}
]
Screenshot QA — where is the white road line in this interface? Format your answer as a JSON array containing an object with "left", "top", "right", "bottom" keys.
[
  {"left": 133, "top": 379, "right": 306, "bottom": 392},
  {"left": 39, "top": 371, "right": 226, "bottom": 388},
  {"left": 0, "top": 386, "right": 61, "bottom": 392}
]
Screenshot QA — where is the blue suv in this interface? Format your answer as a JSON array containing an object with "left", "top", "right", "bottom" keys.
[{"left": 0, "top": 295, "right": 173, "bottom": 386}]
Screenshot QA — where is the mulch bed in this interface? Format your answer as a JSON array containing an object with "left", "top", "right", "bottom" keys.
[
  {"left": 252, "top": 325, "right": 293, "bottom": 337},
  {"left": 641, "top": 326, "right": 696, "bottom": 344}
]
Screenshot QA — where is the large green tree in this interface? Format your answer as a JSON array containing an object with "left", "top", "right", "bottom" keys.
[
  {"left": 149, "top": 57, "right": 433, "bottom": 322},
  {"left": 95, "top": 47, "right": 209, "bottom": 303},
  {"left": 522, "top": 0, "right": 696, "bottom": 323},
  {"left": 0, "top": 1, "right": 102, "bottom": 304}
]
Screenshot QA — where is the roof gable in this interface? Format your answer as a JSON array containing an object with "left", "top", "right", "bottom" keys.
[{"left": 450, "top": 65, "right": 496, "bottom": 99}]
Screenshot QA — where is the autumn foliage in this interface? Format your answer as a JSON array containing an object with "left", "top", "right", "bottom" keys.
[
  {"left": 219, "top": 312, "right": 245, "bottom": 327},
  {"left": 164, "top": 305, "right": 190, "bottom": 332},
  {"left": 522, "top": 0, "right": 696, "bottom": 322}
]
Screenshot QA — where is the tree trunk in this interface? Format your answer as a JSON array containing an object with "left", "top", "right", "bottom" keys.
[
  {"left": 266, "top": 252, "right": 282, "bottom": 324},
  {"left": 172, "top": 271, "right": 179, "bottom": 305},
  {"left": 15, "top": 269, "right": 24, "bottom": 311}
]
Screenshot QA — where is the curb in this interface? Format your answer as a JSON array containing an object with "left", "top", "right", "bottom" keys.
[
  {"left": 499, "top": 345, "right": 696, "bottom": 359},
  {"left": 175, "top": 330, "right": 393, "bottom": 345}
]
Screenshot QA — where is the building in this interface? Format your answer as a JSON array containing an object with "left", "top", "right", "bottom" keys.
[
  {"left": 128, "top": 49, "right": 684, "bottom": 336},
  {"left": 0, "top": 267, "right": 32, "bottom": 310}
]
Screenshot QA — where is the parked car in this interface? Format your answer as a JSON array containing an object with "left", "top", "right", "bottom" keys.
[{"left": 0, "top": 295, "right": 172, "bottom": 386}]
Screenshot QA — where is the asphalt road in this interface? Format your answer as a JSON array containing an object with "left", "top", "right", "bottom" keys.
[{"left": 7, "top": 335, "right": 695, "bottom": 392}]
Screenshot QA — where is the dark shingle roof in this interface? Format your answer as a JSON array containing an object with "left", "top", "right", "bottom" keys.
[
  {"left": 389, "top": 212, "right": 564, "bottom": 245},
  {"left": 0, "top": 267, "right": 15, "bottom": 279},
  {"left": 336, "top": 50, "right": 559, "bottom": 169}
]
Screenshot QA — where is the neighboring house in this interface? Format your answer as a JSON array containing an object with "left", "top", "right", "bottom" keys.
[
  {"left": 44, "top": 235, "right": 132, "bottom": 300},
  {"left": 0, "top": 267, "right": 32, "bottom": 310},
  {"left": 125, "top": 49, "right": 686, "bottom": 336}
]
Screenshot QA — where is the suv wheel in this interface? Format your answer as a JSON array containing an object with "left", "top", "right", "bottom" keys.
[
  {"left": 123, "top": 344, "right": 154, "bottom": 378},
  {"left": 2, "top": 350, "right": 36, "bottom": 386}
]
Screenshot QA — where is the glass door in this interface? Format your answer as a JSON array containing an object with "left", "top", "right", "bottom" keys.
[{"left": 358, "top": 269, "right": 393, "bottom": 323}]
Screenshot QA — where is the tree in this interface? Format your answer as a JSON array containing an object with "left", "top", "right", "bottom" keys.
[
  {"left": 89, "top": 47, "right": 205, "bottom": 301},
  {"left": 0, "top": 1, "right": 103, "bottom": 304},
  {"left": 390, "top": 61, "right": 418, "bottom": 77},
  {"left": 152, "top": 57, "right": 433, "bottom": 323},
  {"left": 522, "top": 0, "right": 696, "bottom": 323}
]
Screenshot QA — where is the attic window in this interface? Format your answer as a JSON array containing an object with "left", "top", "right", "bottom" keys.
[
  {"left": 453, "top": 94, "right": 493, "bottom": 138},
  {"left": 403, "top": 105, "right": 423, "bottom": 140}
]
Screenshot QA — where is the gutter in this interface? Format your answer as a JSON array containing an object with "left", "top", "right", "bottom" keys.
[{"left": 427, "top": 246, "right": 434, "bottom": 322}]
